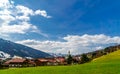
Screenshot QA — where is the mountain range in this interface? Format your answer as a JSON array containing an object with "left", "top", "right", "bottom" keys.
[{"left": 0, "top": 38, "right": 51, "bottom": 58}]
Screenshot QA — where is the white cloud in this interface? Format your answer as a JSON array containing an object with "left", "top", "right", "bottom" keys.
[
  {"left": 0, "top": 0, "right": 13, "bottom": 9},
  {"left": 16, "top": 34, "right": 120, "bottom": 55},
  {"left": 16, "top": 5, "right": 34, "bottom": 16},
  {"left": 35, "top": 10, "right": 51, "bottom": 18},
  {"left": 0, "top": 22, "right": 38, "bottom": 34},
  {"left": 0, "top": 0, "right": 51, "bottom": 37}
]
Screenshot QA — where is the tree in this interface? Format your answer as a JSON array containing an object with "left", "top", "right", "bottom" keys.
[
  {"left": 80, "top": 54, "right": 90, "bottom": 64},
  {"left": 67, "top": 54, "right": 73, "bottom": 64}
]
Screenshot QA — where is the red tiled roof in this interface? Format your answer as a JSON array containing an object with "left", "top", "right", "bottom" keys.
[
  {"left": 5, "top": 58, "right": 26, "bottom": 64},
  {"left": 38, "top": 59, "right": 48, "bottom": 62},
  {"left": 47, "top": 59, "right": 56, "bottom": 63},
  {"left": 37, "top": 58, "right": 57, "bottom": 63},
  {"left": 55, "top": 57, "right": 66, "bottom": 62}
]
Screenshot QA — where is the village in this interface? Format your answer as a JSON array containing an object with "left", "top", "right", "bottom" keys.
[
  {"left": 0, "top": 53, "right": 81, "bottom": 68},
  {"left": 0, "top": 50, "right": 81, "bottom": 68},
  {"left": 0, "top": 44, "right": 119, "bottom": 69}
]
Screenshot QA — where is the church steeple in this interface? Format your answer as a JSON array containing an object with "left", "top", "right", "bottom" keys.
[
  {"left": 67, "top": 50, "right": 72, "bottom": 64},
  {"left": 68, "top": 50, "right": 70, "bottom": 55}
]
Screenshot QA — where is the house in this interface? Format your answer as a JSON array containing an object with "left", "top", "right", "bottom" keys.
[
  {"left": 4, "top": 58, "right": 36, "bottom": 67},
  {"left": 35, "top": 58, "right": 62, "bottom": 66},
  {"left": 0, "top": 59, "right": 2, "bottom": 68},
  {"left": 34, "top": 58, "right": 49, "bottom": 66},
  {"left": 46, "top": 58, "right": 58, "bottom": 66},
  {"left": 73, "top": 56, "right": 81, "bottom": 64},
  {"left": 55, "top": 57, "right": 67, "bottom": 65},
  {"left": 0, "top": 59, "right": 9, "bottom": 69}
]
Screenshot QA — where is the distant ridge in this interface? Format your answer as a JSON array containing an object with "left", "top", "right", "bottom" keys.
[{"left": 0, "top": 38, "right": 51, "bottom": 58}]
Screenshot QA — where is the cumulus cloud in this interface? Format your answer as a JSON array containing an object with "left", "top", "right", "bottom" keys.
[
  {"left": 35, "top": 10, "right": 51, "bottom": 18},
  {"left": 0, "top": 0, "right": 51, "bottom": 37},
  {"left": 0, "top": 22, "right": 38, "bottom": 34},
  {"left": 16, "top": 34, "right": 120, "bottom": 54}
]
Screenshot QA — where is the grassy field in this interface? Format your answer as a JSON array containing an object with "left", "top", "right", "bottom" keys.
[{"left": 1, "top": 50, "right": 120, "bottom": 74}]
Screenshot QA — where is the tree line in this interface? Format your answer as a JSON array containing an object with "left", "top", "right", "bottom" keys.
[{"left": 67, "top": 45, "right": 120, "bottom": 64}]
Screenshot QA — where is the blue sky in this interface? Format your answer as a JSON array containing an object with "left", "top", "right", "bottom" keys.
[
  {"left": 13, "top": 0, "right": 120, "bottom": 40},
  {"left": 1, "top": 0, "right": 120, "bottom": 54}
]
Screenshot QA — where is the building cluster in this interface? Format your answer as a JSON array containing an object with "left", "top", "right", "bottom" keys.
[
  {"left": 0, "top": 57, "right": 69, "bottom": 68},
  {"left": 0, "top": 55, "right": 83, "bottom": 68},
  {"left": 0, "top": 51, "right": 83, "bottom": 68}
]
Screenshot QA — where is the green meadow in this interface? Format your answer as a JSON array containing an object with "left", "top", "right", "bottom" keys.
[{"left": 1, "top": 50, "right": 120, "bottom": 74}]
